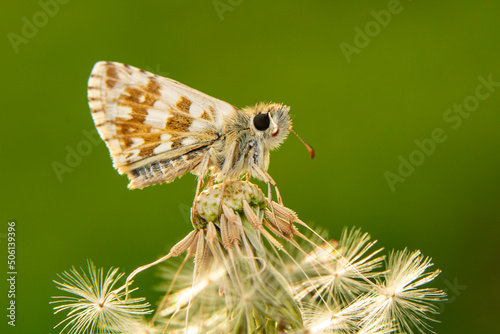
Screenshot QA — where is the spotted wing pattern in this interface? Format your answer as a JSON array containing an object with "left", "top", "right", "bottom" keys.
[{"left": 88, "top": 61, "right": 238, "bottom": 189}]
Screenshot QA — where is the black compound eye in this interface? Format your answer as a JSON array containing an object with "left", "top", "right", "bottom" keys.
[{"left": 253, "top": 113, "right": 270, "bottom": 131}]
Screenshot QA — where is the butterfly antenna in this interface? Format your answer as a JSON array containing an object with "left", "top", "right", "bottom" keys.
[{"left": 291, "top": 129, "right": 315, "bottom": 159}]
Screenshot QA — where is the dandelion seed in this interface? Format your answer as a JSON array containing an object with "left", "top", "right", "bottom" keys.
[
  {"left": 301, "top": 294, "right": 391, "bottom": 334},
  {"left": 360, "top": 249, "right": 446, "bottom": 333},
  {"left": 301, "top": 302, "right": 358, "bottom": 333},
  {"left": 51, "top": 260, "right": 151, "bottom": 334},
  {"left": 294, "top": 227, "right": 384, "bottom": 304},
  {"left": 159, "top": 266, "right": 226, "bottom": 317}
]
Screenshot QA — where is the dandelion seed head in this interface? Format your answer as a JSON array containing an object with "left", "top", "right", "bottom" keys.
[
  {"left": 293, "top": 227, "right": 384, "bottom": 304},
  {"left": 361, "top": 249, "right": 446, "bottom": 333},
  {"left": 53, "top": 181, "right": 446, "bottom": 334},
  {"left": 51, "top": 260, "right": 151, "bottom": 334}
]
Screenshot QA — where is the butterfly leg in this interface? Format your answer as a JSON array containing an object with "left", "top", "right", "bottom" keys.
[
  {"left": 249, "top": 161, "right": 294, "bottom": 234},
  {"left": 249, "top": 162, "right": 283, "bottom": 205},
  {"left": 194, "top": 153, "right": 211, "bottom": 198},
  {"left": 216, "top": 142, "right": 238, "bottom": 215}
]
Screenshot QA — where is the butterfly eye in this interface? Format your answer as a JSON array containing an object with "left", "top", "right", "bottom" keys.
[{"left": 253, "top": 113, "right": 270, "bottom": 131}]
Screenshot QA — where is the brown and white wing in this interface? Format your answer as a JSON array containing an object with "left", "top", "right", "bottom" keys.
[{"left": 88, "top": 61, "right": 238, "bottom": 189}]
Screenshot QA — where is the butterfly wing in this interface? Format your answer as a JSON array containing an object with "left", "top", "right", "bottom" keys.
[{"left": 88, "top": 61, "right": 238, "bottom": 189}]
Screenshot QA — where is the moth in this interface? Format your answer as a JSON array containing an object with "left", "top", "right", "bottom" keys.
[{"left": 88, "top": 61, "right": 313, "bottom": 202}]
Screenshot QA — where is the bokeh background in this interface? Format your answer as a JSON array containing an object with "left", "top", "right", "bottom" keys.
[{"left": 2, "top": 0, "right": 499, "bottom": 333}]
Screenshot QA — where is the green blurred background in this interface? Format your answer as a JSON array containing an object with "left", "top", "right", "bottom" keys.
[{"left": 2, "top": 0, "right": 499, "bottom": 333}]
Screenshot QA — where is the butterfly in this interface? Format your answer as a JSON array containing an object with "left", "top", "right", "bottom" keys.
[{"left": 88, "top": 61, "right": 313, "bottom": 203}]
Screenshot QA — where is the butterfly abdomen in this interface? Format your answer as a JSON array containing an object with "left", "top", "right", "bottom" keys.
[{"left": 128, "top": 149, "right": 206, "bottom": 189}]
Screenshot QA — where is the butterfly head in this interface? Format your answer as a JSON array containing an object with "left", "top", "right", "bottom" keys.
[{"left": 249, "top": 103, "right": 291, "bottom": 150}]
